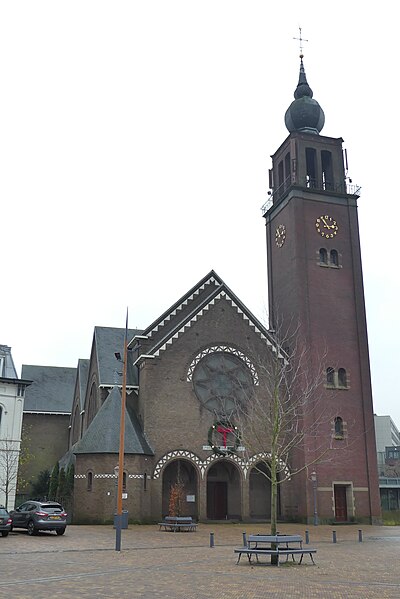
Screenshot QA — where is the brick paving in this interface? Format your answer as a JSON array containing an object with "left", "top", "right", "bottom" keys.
[{"left": 0, "top": 523, "right": 399, "bottom": 598}]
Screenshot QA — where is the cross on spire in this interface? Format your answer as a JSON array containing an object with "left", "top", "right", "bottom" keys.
[{"left": 293, "top": 27, "right": 308, "bottom": 58}]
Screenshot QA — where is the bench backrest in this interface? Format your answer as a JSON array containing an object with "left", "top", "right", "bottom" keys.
[
  {"left": 164, "top": 516, "right": 193, "bottom": 523},
  {"left": 248, "top": 534, "right": 302, "bottom": 544}
]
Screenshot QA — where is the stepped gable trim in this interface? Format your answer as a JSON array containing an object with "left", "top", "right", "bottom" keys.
[
  {"left": 145, "top": 282, "right": 281, "bottom": 359},
  {"left": 142, "top": 270, "right": 223, "bottom": 340}
]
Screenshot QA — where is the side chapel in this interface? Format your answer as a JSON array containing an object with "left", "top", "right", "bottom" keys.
[{"left": 68, "top": 55, "right": 381, "bottom": 524}]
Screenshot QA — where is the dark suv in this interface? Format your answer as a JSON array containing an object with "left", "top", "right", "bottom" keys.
[
  {"left": 10, "top": 501, "right": 67, "bottom": 535},
  {"left": 0, "top": 507, "right": 12, "bottom": 537}
]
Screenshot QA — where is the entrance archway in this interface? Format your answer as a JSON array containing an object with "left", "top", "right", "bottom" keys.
[
  {"left": 249, "top": 461, "right": 280, "bottom": 520},
  {"left": 161, "top": 459, "right": 198, "bottom": 519},
  {"left": 206, "top": 460, "right": 241, "bottom": 520}
]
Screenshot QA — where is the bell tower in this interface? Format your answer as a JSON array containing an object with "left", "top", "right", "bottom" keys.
[{"left": 263, "top": 53, "right": 381, "bottom": 523}]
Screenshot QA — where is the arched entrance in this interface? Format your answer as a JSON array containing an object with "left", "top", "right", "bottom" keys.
[
  {"left": 206, "top": 460, "right": 241, "bottom": 520},
  {"left": 161, "top": 459, "right": 198, "bottom": 519},
  {"left": 249, "top": 461, "right": 280, "bottom": 520}
]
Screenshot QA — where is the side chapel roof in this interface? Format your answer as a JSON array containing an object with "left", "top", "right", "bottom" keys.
[{"left": 74, "top": 386, "right": 153, "bottom": 455}]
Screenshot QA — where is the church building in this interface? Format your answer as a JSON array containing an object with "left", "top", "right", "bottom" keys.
[{"left": 68, "top": 55, "right": 381, "bottom": 525}]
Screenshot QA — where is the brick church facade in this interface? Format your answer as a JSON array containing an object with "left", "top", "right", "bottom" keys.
[{"left": 67, "top": 56, "right": 381, "bottom": 525}]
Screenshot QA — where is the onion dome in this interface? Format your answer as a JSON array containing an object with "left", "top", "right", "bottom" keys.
[{"left": 284, "top": 56, "right": 325, "bottom": 135}]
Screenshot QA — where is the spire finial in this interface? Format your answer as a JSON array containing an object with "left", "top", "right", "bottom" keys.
[{"left": 293, "top": 26, "right": 308, "bottom": 59}]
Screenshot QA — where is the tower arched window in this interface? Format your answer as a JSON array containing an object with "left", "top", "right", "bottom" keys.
[
  {"left": 87, "top": 471, "right": 93, "bottom": 491},
  {"left": 338, "top": 368, "right": 347, "bottom": 388},
  {"left": 334, "top": 417, "right": 344, "bottom": 439},
  {"left": 330, "top": 249, "right": 339, "bottom": 266},
  {"left": 326, "top": 367, "right": 335, "bottom": 386},
  {"left": 319, "top": 248, "right": 328, "bottom": 264}
]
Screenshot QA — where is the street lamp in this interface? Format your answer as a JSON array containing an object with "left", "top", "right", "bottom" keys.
[
  {"left": 310, "top": 470, "right": 319, "bottom": 526},
  {"left": 113, "top": 465, "right": 119, "bottom": 515},
  {"left": 114, "top": 311, "right": 128, "bottom": 552}
]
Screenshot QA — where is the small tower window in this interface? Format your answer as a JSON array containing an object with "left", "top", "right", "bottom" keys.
[
  {"left": 305, "top": 148, "right": 317, "bottom": 188},
  {"left": 123, "top": 471, "right": 127, "bottom": 492},
  {"left": 284, "top": 152, "right": 291, "bottom": 190},
  {"left": 338, "top": 368, "right": 347, "bottom": 387},
  {"left": 330, "top": 249, "right": 339, "bottom": 266},
  {"left": 319, "top": 248, "right": 328, "bottom": 264},
  {"left": 326, "top": 367, "right": 335, "bottom": 386},
  {"left": 321, "top": 150, "right": 333, "bottom": 190},
  {"left": 87, "top": 471, "right": 93, "bottom": 491},
  {"left": 278, "top": 160, "right": 284, "bottom": 197},
  {"left": 334, "top": 417, "right": 344, "bottom": 439}
]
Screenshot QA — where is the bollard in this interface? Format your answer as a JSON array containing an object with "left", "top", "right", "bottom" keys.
[
  {"left": 358, "top": 529, "right": 363, "bottom": 543},
  {"left": 305, "top": 529, "right": 309, "bottom": 545},
  {"left": 242, "top": 531, "right": 247, "bottom": 547},
  {"left": 332, "top": 530, "right": 337, "bottom": 543},
  {"left": 210, "top": 532, "right": 215, "bottom": 548}
]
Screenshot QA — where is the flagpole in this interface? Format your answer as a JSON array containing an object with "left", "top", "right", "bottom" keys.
[{"left": 115, "top": 308, "right": 128, "bottom": 552}]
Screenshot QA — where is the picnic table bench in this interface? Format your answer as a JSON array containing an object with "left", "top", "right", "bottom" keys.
[
  {"left": 234, "top": 534, "right": 317, "bottom": 566},
  {"left": 158, "top": 516, "right": 198, "bottom": 532}
]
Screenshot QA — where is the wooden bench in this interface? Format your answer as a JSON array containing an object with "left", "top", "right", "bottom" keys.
[
  {"left": 234, "top": 534, "right": 317, "bottom": 566},
  {"left": 158, "top": 516, "right": 198, "bottom": 532}
]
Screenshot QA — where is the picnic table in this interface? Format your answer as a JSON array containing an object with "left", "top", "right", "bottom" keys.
[
  {"left": 234, "top": 534, "right": 317, "bottom": 566},
  {"left": 158, "top": 516, "right": 197, "bottom": 532}
]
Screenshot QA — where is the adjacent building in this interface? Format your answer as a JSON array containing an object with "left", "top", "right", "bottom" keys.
[
  {"left": 0, "top": 345, "right": 30, "bottom": 509},
  {"left": 375, "top": 414, "right": 400, "bottom": 512}
]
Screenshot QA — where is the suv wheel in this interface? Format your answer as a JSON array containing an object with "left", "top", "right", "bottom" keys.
[
  {"left": 27, "top": 521, "right": 37, "bottom": 536},
  {"left": 1, "top": 531, "right": 9, "bottom": 537},
  {"left": 56, "top": 528, "right": 66, "bottom": 535}
]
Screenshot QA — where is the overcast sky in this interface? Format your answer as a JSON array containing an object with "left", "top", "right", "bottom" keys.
[{"left": 1, "top": 2, "right": 398, "bottom": 426}]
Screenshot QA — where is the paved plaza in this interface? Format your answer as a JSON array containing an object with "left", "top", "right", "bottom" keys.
[{"left": 0, "top": 523, "right": 399, "bottom": 598}]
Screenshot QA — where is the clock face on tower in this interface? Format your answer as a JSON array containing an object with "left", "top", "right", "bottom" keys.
[
  {"left": 315, "top": 215, "right": 338, "bottom": 238},
  {"left": 275, "top": 224, "right": 286, "bottom": 247}
]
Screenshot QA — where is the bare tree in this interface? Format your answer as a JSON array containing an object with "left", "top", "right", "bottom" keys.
[
  {"left": 217, "top": 322, "right": 342, "bottom": 537},
  {"left": 0, "top": 437, "right": 20, "bottom": 509}
]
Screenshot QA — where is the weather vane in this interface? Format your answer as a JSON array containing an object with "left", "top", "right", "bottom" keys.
[{"left": 293, "top": 27, "right": 308, "bottom": 58}]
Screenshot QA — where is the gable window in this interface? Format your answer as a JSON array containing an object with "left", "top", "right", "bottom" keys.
[
  {"left": 123, "top": 471, "right": 127, "bottom": 492},
  {"left": 334, "top": 417, "right": 344, "bottom": 439},
  {"left": 87, "top": 471, "right": 93, "bottom": 491},
  {"left": 144, "top": 472, "right": 147, "bottom": 492}
]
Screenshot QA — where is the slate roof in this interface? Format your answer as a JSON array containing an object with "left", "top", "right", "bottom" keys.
[
  {"left": 77, "top": 359, "right": 90, "bottom": 410},
  {"left": 74, "top": 386, "right": 153, "bottom": 455},
  {"left": 94, "top": 326, "right": 143, "bottom": 386},
  {"left": 0, "top": 344, "right": 18, "bottom": 379},
  {"left": 21, "top": 365, "right": 77, "bottom": 413}
]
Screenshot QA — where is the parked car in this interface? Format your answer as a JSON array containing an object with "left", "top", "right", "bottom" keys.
[
  {"left": 0, "top": 507, "right": 12, "bottom": 537},
  {"left": 10, "top": 501, "right": 67, "bottom": 535}
]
